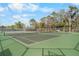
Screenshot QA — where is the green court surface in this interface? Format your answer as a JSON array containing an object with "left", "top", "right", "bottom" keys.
[{"left": 0, "top": 32, "right": 79, "bottom": 56}]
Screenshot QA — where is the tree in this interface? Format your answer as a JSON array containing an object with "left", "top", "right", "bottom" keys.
[
  {"left": 29, "top": 18, "right": 37, "bottom": 30},
  {"left": 63, "top": 16, "right": 69, "bottom": 32},
  {"left": 15, "top": 21, "right": 24, "bottom": 30},
  {"left": 68, "top": 6, "right": 79, "bottom": 32},
  {"left": 40, "top": 16, "right": 55, "bottom": 32},
  {"left": 11, "top": 25, "right": 15, "bottom": 30},
  {"left": 27, "top": 6, "right": 79, "bottom": 32},
  {"left": 51, "top": 10, "right": 66, "bottom": 31}
]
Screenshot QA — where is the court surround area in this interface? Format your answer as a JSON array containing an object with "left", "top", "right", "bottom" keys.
[{"left": 0, "top": 31, "right": 79, "bottom": 56}]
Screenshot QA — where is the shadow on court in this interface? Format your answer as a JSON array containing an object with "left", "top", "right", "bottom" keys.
[
  {"left": 0, "top": 39, "right": 12, "bottom": 56},
  {"left": 21, "top": 48, "right": 29, "bottom": 56},
  {"left": 0, "top": 48, "right": 12, "bottom": 56}
]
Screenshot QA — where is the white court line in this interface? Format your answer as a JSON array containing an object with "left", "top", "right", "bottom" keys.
[
  {"left": 19, "top": 36, "right": 35, "bottom": 42},
  {"left": 7, "top": 36, "right": 30, "bottom": 47}
]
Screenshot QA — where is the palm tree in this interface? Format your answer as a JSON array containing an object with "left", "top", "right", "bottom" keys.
[{"left": 68, "top": 6, "right": 78, "bottom": 32}]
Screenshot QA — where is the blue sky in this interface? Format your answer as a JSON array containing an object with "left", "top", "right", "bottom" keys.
[{"left": 0, "top": 3, "right": 79, "bottom": 26}]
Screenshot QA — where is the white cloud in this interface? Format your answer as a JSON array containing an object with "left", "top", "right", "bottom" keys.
[
  {"left": 27, "top": 3, "right": 39, "bottom": 12},
  {"left": 8, "top": 3, "right": 39, "bottom": 12},
  {"left": 8, "top": 3, "right": 26, "bottom": 11},
  {"left": 12, "top": 14, "right": 35, "bottom": 19},
  {"left": 12, "top": 14, "right": 36, "bottom": 26},
  {"left": 22, "top": 14, "right": 36, "bottom": 17},
  {"left": 0, "top": 14, "right": 5, "bottom": 17},
  {"left": 8, "top": 3, "right": 53, "bottom": 13},
  {"left": 0, "top": 7, "right": 5, "bottom": 12},
  {"left": 71, "top": 3, "right": 79, "bottom": 6},
  {"left": 12, "top": 15, "right": 21, "bottom": 19},
  {"left": 40, "top": 7, "right": 53, "bottom": 13},
  {"left": 72, "top": 3, "right": 79, "bottom": 5}
]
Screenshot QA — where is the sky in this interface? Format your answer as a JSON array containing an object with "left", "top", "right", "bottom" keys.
[{"left": 0, "top": 3, "right": 79, "bottom": 26}]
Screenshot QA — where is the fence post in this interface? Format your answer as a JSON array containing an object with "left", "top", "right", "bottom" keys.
[
  {"left": 0, "top": 40, "right": 4, "bottom": 56},
  {"left": 4, "top": 32, "right": 5, "bottom": 36},
  {"left": 48, "top": 50, "right": 50, "bottom": 56},
  {"left": 42, "top": 48, "right": 44, "bottom": 56}
]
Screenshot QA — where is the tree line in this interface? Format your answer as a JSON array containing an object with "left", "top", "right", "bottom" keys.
[
  {"left": 29, "top": 6, "right": 79, "bottom": 32},
  {"left": 5, "top": 6, "right": 79, "bottom": 32}
]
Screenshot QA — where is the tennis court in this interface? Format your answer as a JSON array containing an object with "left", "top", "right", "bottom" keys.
[
  {"left": 6, "top": 31, "right": 60, "bottom": 44},
  {"left": 0, "top": 31, "right": 79, "bottom": 56}
]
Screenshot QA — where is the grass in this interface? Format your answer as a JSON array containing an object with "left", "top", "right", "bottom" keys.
[{"left": 0, "top": 32, "right": 79, "bottom": 56}]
